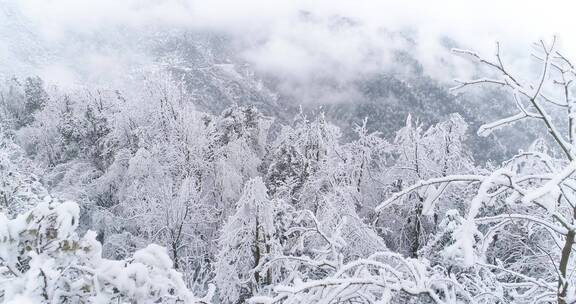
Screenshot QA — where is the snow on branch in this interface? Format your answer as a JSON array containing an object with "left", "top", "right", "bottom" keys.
[
  {"left": 477, "top": 112, "right": 530, "bottom": 137},
  {"left": 453, "top": 39, "right": 576, "bottom": 161},
  {"left": 523, "top": 160, "right": 576, "bottom": 209},
  {"left": 375, "top": 175, "right": 484, "bottom": 212},
  {"left": 0, "top": 198, "right": 199, "bottom": 303},
  {"left": 249, "top": 252, "right": 471, "bottom": 304},
  {"left": 476, "top": 213, "right": 569, "bottom": 235}
]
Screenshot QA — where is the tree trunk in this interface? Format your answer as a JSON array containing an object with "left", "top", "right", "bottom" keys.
[
  {"left": 558, "top": 208, "right": 575, "bottom": 304},
  {"left": 412, "top": 198, "right": 423, "bottom": 258},
  {"left": 253, "top": 216, "right": 261, "bottom": 287},
  {"left": 172, "top": 241, "right": 179, "bottom": 269}
]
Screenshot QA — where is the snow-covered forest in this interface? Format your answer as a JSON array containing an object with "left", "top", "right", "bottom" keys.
[{"left": 1, "top": 1, "right": 576, "bottom": 303}]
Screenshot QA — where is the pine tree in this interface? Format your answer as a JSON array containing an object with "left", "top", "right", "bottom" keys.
[{"left": 23, "top": 76, "right": 48, "bottom": 125}]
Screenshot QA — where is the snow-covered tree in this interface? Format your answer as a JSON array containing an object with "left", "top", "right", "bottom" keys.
[
  {"left": 340, "top": 119, "right": 390, "bottom": 211},
  {"left": 214, "top": 177, "right": 282, "bottom": 303},
  {"left": 207, "top": 105, "right": 272, "bottom": 213},
  {"left": 250, "top": 252, "right": 480, "bottom": 304},
  {"left": 0, "top": 76, "right": 48, "bottom": 129},
  {"left": 0, "top": 127, "right": 46, "bottom": 217},
  {"left": 22, "top": 76, "right": 49, "bottom": 126},
  {"left": 381, "top": 39, "right": 576, "bottom": 303},
  {"left": 377, "top": 114, "right": 475, "bottom": 258},
  {"left": 265, "top": 112, "right": 342, "bottom": 211},
  {"left": 0, "top": 196, "right": 204, "bottom": 303}
]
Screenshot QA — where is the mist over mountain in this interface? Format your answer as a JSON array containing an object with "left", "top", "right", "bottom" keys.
[
  {"left": 0, "top": 1, "right": 574, "bottom": 303},
  {"left": 2, "top": 0, "right": 544, "bottom": 164}
]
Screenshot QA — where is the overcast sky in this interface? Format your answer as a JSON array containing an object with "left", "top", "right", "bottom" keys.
[{"left": 2, "top": 0, "right": 575, "bottom": 90}]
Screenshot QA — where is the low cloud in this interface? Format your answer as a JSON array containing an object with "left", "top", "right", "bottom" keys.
[{"left": 1, "top": 0, "right": 575, "bottom": 101}]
